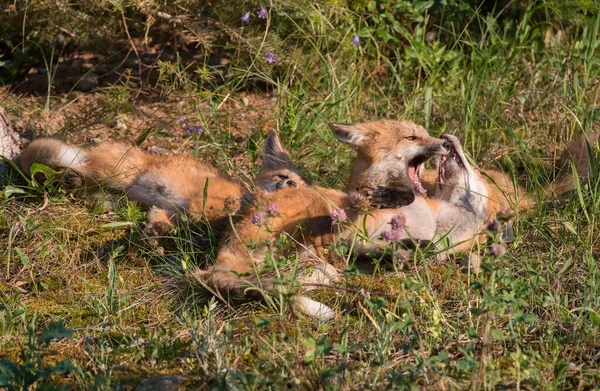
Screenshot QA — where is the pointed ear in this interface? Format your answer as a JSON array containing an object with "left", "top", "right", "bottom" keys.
[
  {"left": 328, "top": 123, "right": 369, "bottom": 150},
  {"left": 262, "top": 131, "right": 293, "bottom": 170}
]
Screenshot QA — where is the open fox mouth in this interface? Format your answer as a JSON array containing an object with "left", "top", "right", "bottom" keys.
[
  {"left": 438, "top": 134, "right": 466, "bottom": 184},
  {"left": 408, "top": 154, "right": 430, "bottom": 196}
]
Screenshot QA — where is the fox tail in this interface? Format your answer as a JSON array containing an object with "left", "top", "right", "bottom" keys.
[
  {"left": 20, "top": 138, "right": 86, "bottom": 177},
  {"left": 548, "top": 132, "right": 600, "bottom": 195}
]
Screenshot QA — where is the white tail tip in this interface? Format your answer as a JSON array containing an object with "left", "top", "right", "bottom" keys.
[
  {"left": 55, "top": 144, "right": 86, "bottom": 170},
  {"left": 293, "top": 295, "right": 336, "bottom": 321}
]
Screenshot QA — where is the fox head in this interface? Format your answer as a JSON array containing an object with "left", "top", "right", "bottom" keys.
[
  {"left": 435, "top": 134, "right": 490, "bottom": 222},
  {"left": 329, "top": 119, "right": 450, "bottom": 196},
  {"left": 255, "top": 131, "right": 309, "bottom": 192}
]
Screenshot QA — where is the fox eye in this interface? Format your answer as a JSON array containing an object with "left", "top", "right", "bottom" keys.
[{"left": 406, "top": 136, "right": 418, "bottom": 141}]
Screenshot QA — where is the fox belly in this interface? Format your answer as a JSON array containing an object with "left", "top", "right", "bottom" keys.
[{"left": 340, "top": 197, "right": 439, "bottom": 248}]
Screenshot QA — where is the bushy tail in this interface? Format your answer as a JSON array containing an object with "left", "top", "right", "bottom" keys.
[
  {"left": 191, "top": 266, "right": 337, "bottom": 321},
  {"left": 20, "top": 138, "right": 86, "bottom": 176},
  {"left": 548, "top": 131, "right": 600, "bottom": 195}
]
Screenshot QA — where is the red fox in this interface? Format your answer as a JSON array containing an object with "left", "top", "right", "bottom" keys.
[
  {"left": 20, "top": 136, "right": 308, "bottom": 234},
  {"left": 194, "top": 122, "right": 597, "bottom": 320},
  {"left": 193, "top": 120, "right": 452, "bottom": 320}
]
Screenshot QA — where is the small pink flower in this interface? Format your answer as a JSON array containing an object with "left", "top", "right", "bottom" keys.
[
  {"left": 352, "top": 35, "right": 360, "bottom": 46},
  {"left": 331, "top": 209, "right": 347, "bottom": 224},
  {"left": 487, "top": 220, "right": 499, "bottom": 232},
  {"left": 490, "top": 244, "right": 506, "bottom": 256},
  {"left": 383, "top": 230, "right": 402, "bottom": 242},
  {"left": 241, "top": 12, "right": 250, "bottom": 23},
  {"left": 266, "top": 202, "right": 279, "bottom": 216},
  {"left": 257, "top": 8, "right": 267, "bottom": 19},
  {"left": 187, "top": 125, "right": 203, "bottom": 135},
  {"left": 350, "top": 192, "right": 370, "bottom": 211},
  {"left": 251, "top": 212, "right": 264, "bottom": 226},
  {"left": 395, "top": 249, "right": 409, "bottom": 263},
  {"left": 390, "top": 214, "right": 406, "bottom": 231},
  {"left": 266, "top": 52, "right": 276, "bottom": 64}
]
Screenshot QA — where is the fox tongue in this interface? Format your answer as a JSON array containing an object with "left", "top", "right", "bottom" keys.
[
  {"left": 408, "top": 165, "right": 427, "bottom": 196},
  {"left": 439, "top": 155, "right": 446, "bottom": 184}
]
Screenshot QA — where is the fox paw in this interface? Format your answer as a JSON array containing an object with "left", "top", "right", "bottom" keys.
[
  {"left": 363, "top": 186, "right": 415, "bottom": 209},
  {"left": 62, "top": 169, "right": 85, "bottom": 188},
  {"left": 144, "top": 221, "right": 172, "bottom": 238}
]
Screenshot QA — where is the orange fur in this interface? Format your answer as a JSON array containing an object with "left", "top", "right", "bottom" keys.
[{"left": 20, "top": 136, "right": 307, "bottom": 233}]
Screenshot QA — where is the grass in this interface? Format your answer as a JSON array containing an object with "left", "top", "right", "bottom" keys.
[{"left": 1, "top": 0, "right": 600, "bottom": 389}]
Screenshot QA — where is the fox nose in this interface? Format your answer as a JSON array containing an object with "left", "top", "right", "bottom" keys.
[{"left": 442, "top": 141, "right": 452, "bottom": 151}]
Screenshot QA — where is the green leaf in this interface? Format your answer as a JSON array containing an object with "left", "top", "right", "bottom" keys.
[
  {"left": 0, "top": 359, "right": 18, "bottom": 386},
  {"left": 48, "top": 359, "right": 77, "bottom": 375},
  {"left": 38, "top": 320, "right": 75, "bottom": 346},
  {"left": 589, "top": 310, "right": 600, "bottom": 326},
  {"left": 365, "top": 298, "right": 387, "bottom": 310},
  {"left": 29, "top": 163, "right": 58, "bottom": 178},
  {"left": 343, "top": 264, "right": 362, "bottom": 276},
  {"left": 333, "top": 342, "right": 347, "bottom": 354},
  {"left": 253, "top": 317, "right": 271, "bottom": 328},
  {"left": 425, "top": 351, "right": 449, "bottom": 365},
  {"left": 102, "top": 221, "right": 133, "bottom": 228},
  {"left": 1, "top": 155, "right": 29, "bottom": 182},
  {"left": 519, "top": 313, "right": 539, "bottom": 323},
  {"left": 14, "top": 248, "right": 30, "bottom": 268},
  {"left": 457, "top": 357, "right": 479, "bottom": 372},
  {"left": 3, "top": 185, "right": 28, "bottom": 198},
  {"left": 155, "top": 131, "right": 176, "bottom": 138},
  {"left": 466, "top": 326, "right": 480, "bottom": 339},
  {"left": 402, "top": 278, "right": 424, "bottom": 292},
  {"left": 490, "top": 329, "right": 515, "bottom": 341}
]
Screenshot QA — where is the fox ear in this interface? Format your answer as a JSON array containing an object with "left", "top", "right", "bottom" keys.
[
  {"left": 262, "top": 131, "right": 293, "bottom": 170},
  {"left": 328, "top": 123, "right": 369, "bottom": 150}
]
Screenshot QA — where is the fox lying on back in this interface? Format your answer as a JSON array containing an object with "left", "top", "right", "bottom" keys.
[
  {"left": 195, "top": 122, "right": 599, "bottom": 320},
  {"left": 20, "top": 138, "right": 307, "bottom": 234}
]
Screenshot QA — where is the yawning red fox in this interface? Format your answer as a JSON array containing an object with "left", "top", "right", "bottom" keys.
[{"left": 194, "top": 121, "right": 594, "bottom": 320}]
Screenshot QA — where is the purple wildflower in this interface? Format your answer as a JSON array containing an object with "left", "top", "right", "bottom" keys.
[
  {"left": 266, "top": 202, "right": 279, "bottom": 216},
  {"left": 269, "top": 1, "right": 274, "bottom": 8},
  {"left": 487, "top": 220, "right": 499, "bottom": 232},
  {"left": 266, "top": 52, "right": 276, "bottom": 64},
  {"left": 241, "top": 12, "right": 250, "bottom": 23},
  {"left": 224, "top": 196, "right": 241, "bottom": 212},
  {"left": 251, "top": 212, "right": 264, "bottom": 226},
  {"left": 258, "top": 8, "right": 267, "bottom": 19},
  {"left": 352, "top": 35, "right": 360, "bottom": 46},
  {"left": 490, "top": 244, "right": 506, "bottom": 256},
  {"left": 350, "top": 192, "right": 370, "bottom": 211},
  {"left": 177, "top": 115, "right": 186, "bottom": 123},
  {"left": 331, "top": 208, "right": 347, "bottom": 224},
  {"left": 383, "top": 230, "right": 402, "bottom": 242},
  {"left": 187, "top": 125, "right": 204, "bottom": 135},
  {"left": 390, "top": 214, "right": 406, "bottom": 231},
  {"left": 395, "top": 249, "right": 409, "bottom": 263}
]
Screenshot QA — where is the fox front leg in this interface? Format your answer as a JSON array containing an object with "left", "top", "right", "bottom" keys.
[{"left": 360, "top": 186, "right": 416, "bottom": 209}]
